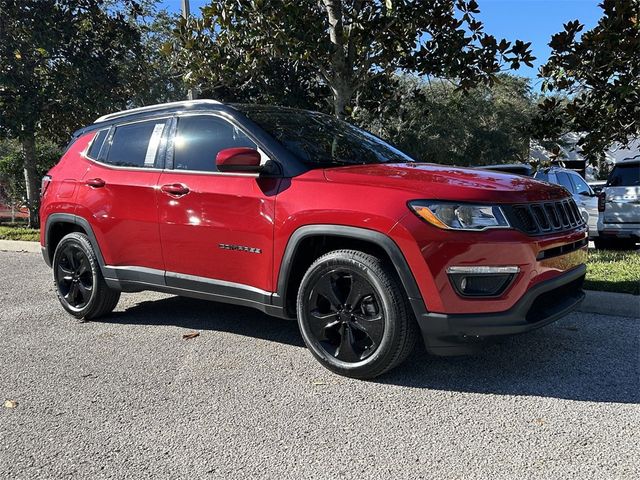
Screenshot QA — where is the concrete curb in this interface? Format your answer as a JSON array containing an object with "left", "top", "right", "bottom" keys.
[
  {"left": 0, "top": 239, "right": 637, "bottom": 317},
  {"left": 0, "top": 239, "right": 41, "bottom": 254},
  {"left": 578, "top": 289, "right": 639, "bottom": 318}
]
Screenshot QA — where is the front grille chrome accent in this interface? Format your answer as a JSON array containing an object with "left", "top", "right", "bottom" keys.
[{"left": 447, "top": 266, "right": 520, "bottom": 274}]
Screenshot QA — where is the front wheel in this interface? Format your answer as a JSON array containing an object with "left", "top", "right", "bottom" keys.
[
  {"left": 53, "top": 232, "right": 120, "bottom": 320},
  {"left": 296, "top": 250, "right": 418, "bottom": 379}
]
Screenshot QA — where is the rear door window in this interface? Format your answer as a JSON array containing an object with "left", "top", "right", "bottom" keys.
[
  {"left": 608, "top": 164, "right": 640, "bottom": 187},
  {"left": 569, "top": 173, "right": 592, "bottom": 195},
  {"left": 172, "top": 115, "right": 257, "bottom": 172},
  {"left": 105, "top": 120, "right": 168, "bottom": 168}
]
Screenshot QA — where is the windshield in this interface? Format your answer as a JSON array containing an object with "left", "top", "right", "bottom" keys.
[{"left": 234, "top": 105, "right": 414, "bottom": 167}]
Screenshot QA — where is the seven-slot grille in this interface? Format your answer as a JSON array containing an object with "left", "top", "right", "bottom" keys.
[{"left": 504, "top": 198, "right": 585, "bottom": 235}]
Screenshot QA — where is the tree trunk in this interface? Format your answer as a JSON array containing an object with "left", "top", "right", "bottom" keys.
[
  {"left": 323, "top": 0, "right": 354, "bottom": 120},
  {"left": 21, "top": 134, "right": 40, "bottom": 229},
  {"left": 331, "top": 82, "right": 353, "bottom": 120}
]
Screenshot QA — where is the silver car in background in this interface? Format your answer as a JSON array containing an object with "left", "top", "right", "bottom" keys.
[
  {"left": 534, "top": 167, "right": 599, "bottom": 238},
  {"left": 596, "top": 158, "right": 640, "bottom": 249}
]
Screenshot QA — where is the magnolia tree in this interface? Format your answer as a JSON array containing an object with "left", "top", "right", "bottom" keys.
[
  {"left": 0, "top": 0, "right": 145, "bottom": 227},
  {"left": 170, "top": 0, "right": 535, "bottom": 119},
  {"left": 354, "top": 74, "right": 538, "bottom": 165},
  {"left": 537, "top": 0, "right": 640, "bottom": 162}
]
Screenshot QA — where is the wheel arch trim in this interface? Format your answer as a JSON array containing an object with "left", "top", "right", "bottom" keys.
[
  {"left": 43, "top": 213, "right": 107, "bottom": 272},
  {"left": 275, "top": 224, "right": 427, "bottom": 317}
]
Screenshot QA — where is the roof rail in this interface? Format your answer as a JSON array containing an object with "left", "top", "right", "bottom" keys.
[{"left": 94, "top": 99, "right": 223, "bottom": 123}]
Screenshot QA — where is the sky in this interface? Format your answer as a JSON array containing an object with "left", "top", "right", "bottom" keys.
[{"left": 161, "top": 0, "right": 603, "bottom": 88}]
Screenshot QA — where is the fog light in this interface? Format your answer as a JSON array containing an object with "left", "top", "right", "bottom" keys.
[{"left": 447, "top": 266, "right": 519, "bottom": 297}]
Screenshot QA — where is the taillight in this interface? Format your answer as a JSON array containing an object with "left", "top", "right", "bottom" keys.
[
  {"left": 41, "top": 175, "right": 52, "bottom": 198},
  {"left": 598, "top": 192, "right": 606, "bottom": 212}
]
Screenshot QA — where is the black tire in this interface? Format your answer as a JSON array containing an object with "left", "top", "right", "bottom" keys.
[
  {"left": 52, "top": 232, "right": 120, "bottom": 320},
  {"left": 594, "top": 237, "right": 637, "bottom": 250},
  {"left": 613, "top": 239, "right": 638, "bottom": 250},
  {"left": 593, "top": 238, "right": 609, "bottom": 250},
  {"left": 296, "top": 249, "right": 418, "bottom": 379}
]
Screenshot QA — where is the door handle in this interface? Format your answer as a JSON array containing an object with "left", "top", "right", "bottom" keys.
[
  {"left": 161, "top": 183, "right": 190, "bottom": 196},
  {"left": 86, "top": 178, "right": 105, "bottom": 188}
]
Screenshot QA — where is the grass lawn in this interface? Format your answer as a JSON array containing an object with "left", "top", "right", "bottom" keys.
[
  {"left": 585, "top": 249, "right": 640, "bottom": 296},
  {"left": 0, "top": 225, "right": 40, "bottom": 242}
]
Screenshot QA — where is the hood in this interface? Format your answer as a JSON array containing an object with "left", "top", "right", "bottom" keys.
[{"left": 323, "top": 163, "right": 569, "bottom": 203}]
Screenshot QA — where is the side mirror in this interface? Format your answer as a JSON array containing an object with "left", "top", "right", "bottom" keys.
[{"left": 216, "top": 147, "right": 262, "bottom": 173}]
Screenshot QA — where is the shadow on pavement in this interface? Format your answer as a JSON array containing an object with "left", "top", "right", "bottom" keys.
[
  {"left": 109, "top": 295, "right": 305, "bottom": 348},
  {"left": 107, "top": 295, "right": 639, "bottom": 405}
]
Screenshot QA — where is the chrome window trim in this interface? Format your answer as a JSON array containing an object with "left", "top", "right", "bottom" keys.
[
  {"left": 83, "top": 158, "right": 167, "bottom": 173},
  {"left": 83, "top": 110, "right": 279, "bottom": 176},
  {"left": 161, "top": 169, "right": 260, "bottom": 178},
  {"left": 89, "top": 116, "right": 172, "bottom": 171}
]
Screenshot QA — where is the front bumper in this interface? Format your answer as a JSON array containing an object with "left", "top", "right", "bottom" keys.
[{"left": 415, "top": 264, "right": 586, "bottom": 354}]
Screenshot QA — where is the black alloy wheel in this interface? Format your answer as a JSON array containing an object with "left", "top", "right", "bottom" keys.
[
  {"left": 56, "top": 243, "right": 94, "bottom": 311},
  {"left": 297, "top": 249, "right": 418, "bottom": 379},
  {"left": 53, "top": 232, "right": 120, "bottom": 320},
  {"left": 306, "top": 268, "right": 384, "bottom": 362}
]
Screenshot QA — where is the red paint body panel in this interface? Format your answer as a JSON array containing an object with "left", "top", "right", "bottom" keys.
[
  {"left": 157, "top": 171, "right": 279, "bottom": 291},
  {"left": 269, "top": 166, "right": 586, "bottom": 315},
  {"left": 323, "top": 163, "right": 569, "bottom": 203},
  {"left": 389, "top": 212, "right": 586, "bottom": 314},
  {"left": 72, "top": 136, "right": 164, "bottom": 269},
  {"left": 41, "top": 128, "right": 586, "bottom": 318},
  {"left": 39, "top": 133, "right": 94, "bottom": 246}
]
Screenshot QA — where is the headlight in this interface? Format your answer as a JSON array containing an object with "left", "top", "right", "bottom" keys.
[{"left": 408, "top": 201, "right": 510, "bottom": 231}]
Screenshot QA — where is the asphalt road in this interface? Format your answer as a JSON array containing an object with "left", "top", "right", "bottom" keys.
[{"left": 1, "top": 251, "right": 638, "bottom": 479}]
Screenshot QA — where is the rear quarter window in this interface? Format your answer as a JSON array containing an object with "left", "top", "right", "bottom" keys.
[{"left": 86, "top": 129, "right": 109, "bottom": 160}]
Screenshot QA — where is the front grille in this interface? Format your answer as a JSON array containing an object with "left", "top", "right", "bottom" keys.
[{"left": 504, "top": 199, "right": 585, "bottom": 236}]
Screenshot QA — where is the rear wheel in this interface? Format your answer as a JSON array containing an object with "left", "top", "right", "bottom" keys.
[
  {"left": 53, "top": 233, "right": 120, "bottom": 320},
  {"left": 296, "top": 249, "right": 418, "bottom": 379}
]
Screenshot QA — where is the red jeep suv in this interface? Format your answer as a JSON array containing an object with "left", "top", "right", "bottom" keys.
[{"left": 40, "top": 100, "right": 588, "bottom": 378}]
